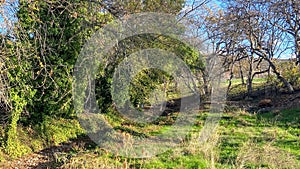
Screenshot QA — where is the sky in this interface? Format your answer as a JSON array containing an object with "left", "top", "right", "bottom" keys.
[
  {"left": 183, "top": 0, "right": 295, "bottom": 59},
  {"left": 0, "top": 14, "right": 4, "bottom": 34},
  {"left": 0, "top": 0, "right": 296, "bottom": 59},
  {"left": 0, "top": 0, "right": 18, "bottom": 35}
]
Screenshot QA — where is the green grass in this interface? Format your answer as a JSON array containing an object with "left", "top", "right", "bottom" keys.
[
  {"left": 1, "top": 104, "right": 298, "bottom": 168},
  {"left": 225, "top": 78, "right": 267, "bottom": 86},
  {"left": 227, "top": 77, "right": 270, "bottom": 97},
  {"left": 216, "top": 108, "right": 300, "bottom": 168},
  {"left": 0, "top": 117, "right": 85, "bottom": 162},
  {"left": 55, "top": 108, "right": 300, "bottom": 168}
]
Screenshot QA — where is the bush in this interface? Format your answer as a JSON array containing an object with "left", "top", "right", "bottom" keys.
[
  {"left": 37, "top": 117, "right": 84, "bottom": 146},
  {"left": 279, "top": 62, "right": 300, "bottom": 88},
  {"left": 4, "top": 91, "right": 32, "bottom": 158},
  {"left": 283, "top": 66, "right": 300, "bottom": 87},
  {"left": 4, "top": 137, "right": 31, "bottom": 159}
]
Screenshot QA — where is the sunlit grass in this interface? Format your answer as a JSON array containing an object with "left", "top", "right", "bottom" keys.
[{"left": 58, "top": 107, "right": 300, "bottom": 168}]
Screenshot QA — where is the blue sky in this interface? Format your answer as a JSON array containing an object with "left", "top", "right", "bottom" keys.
[
  {"left": 0, "top": 14, "right": 4, "bottom": 34},
  {"left": 0, "top": 0, "right": 295, "bottom": 59},
  {"left": 183, "top": 0, "right": 295, "bottom": 59},
  {"left": 0, "top": 0, "right": 18, "bottom": 35}
]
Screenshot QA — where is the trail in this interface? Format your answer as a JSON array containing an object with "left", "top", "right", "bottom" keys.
[{"left": 1, "top": 137, "right": 94, "bottom": 169}]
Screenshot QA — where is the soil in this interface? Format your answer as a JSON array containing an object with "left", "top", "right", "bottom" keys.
[
  {"left": 228, "top": 89, "right": 300, "bottom": 111},
  {"left": 1, "top": 136, "right": 96, "bottom": 169}
]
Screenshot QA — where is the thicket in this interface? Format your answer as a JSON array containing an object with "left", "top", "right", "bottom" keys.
[{"left": 1, "top": 0, "right": 197, "bottom": 158}]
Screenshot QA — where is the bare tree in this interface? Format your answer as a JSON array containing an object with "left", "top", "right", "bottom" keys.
[
  {"left": 204, "top": 0, "right": 294, "bottom": 95},
  {"left": 269, "top": 0, "right": 300, "bottom": 65}
]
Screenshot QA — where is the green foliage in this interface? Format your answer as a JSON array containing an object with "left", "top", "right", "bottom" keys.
[
  {"left": 3, "top": 38, "right": 36, "bottom": 158},
  {"left": 0, "top": 0, "right": 189, "bottom": 160},
  {"left": 267, "top": 61, "right": 300, "bottom": 90},
  {"left": 37, "top": 117, "right": 84, "bottom": 146},
  {"left": 4, "top": 91, "right": 31, "bottom": 158},
  {"left": 102, "top": 34, "right": 203, "bottom": 113},
  {"left": 129, "top": 68, "right": 172, "bottom": 107},
  {"left": 16, "top": 0, "right": 112, "bottom": 121},
  {"left": 29, "top": 139, "right": 44, "bottom": 153},
  {"left": 141, "top": 0, "right": 185, "bottom": 14},
  {"left": 14, "top": 0, "right": 187, "bottom": 122},
  {"left": 4, "top": 89, "right": 34, "bottom": 158},
  {"left": 280, "top": 62, "right": 300, "bottom": 88},
  {"left": 103, "top": 0, "right": 185, "bottom": 15},
  {"left": 0, "top": 0, "right": 194, "bottom": 161},
  {"left": 4, "top": 138, "right": 31, "bottom": 159},
  {"left": 0, "top": 151, "right": 5, "bottom": 162}
]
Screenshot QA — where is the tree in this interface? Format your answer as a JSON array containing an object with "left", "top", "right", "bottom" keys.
[
  {"left": 1, "top": 0, "right": 111, "bottom": 157},
  {"left": 91, "top": 0, "right": 185, "bottom": 17},
  {"left": 269, "top": 0, "right": 300, "bottom": 65},
  {"left": 1, "top": 0, "right": 206, "bottom": 157},
  {"left": 16, "top": 0, "right": 112, "bottom": 121},
  {"left": 204, "top": 0, "right": 294, "bottom": 95}
]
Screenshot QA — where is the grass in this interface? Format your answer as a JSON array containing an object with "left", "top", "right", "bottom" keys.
[
  {"left": 53, "top": 107, "right": 300, "bottom": 168},
  {"left": 1, "top": 81, "right": 299, "bottom": 168},
  {"left": 226, "top": 77, "right": 271, "bottom": 97},
  {"left": 230, "top": 78, "right": 267, "bottom": 85},
  {"left": 1, "top": 103, "right": 299, "bottom": 168},
  {"left": 0, "top": 117, "right": 84, "bottom": 161}
]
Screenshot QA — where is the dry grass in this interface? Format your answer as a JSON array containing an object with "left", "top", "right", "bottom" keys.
[
  {"left": 185, "top": 129, "right": 220, "bottom": 169},
  {"left": 60, "top": 153, "right": 123, "bottom": 169},
  {"left": 236, "top": 140, "right": 300, "bottom": 169}
]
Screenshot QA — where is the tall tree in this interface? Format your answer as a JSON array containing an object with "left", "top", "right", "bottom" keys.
[
  {"left": 15, "top": 0, "right": 112, "bottom": 121},
  {"left": 269, "top": 0, "right": 300, "bottom": 65},
  {"left": 204, "top": 0, "right": 294, "bottom": 95}
]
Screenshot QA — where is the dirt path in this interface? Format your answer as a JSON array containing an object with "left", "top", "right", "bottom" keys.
[
  {"left": 1, "top": 136, "right": 94, "bottom": 169},
  {"left": 3, "top": 150, "right": 53, "bottom": 169}
]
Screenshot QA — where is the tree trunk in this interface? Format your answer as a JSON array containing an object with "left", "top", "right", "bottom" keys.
[
  {"left": 247, "top": 76, "right": 253, "bottom": 97},
  {"left": 160, "top": 78, "right": 168, "bottom": 111},
  {"left": 296, "top": 36, "right": 300, "bottom": 65},
  {"left": 239, "top": 61, "right": 245, "bottom": 85},
  {"left": 247, "top": 58, "right": 253, "bottom": 97},
  {"left": 267, "top": 65, "right": 271, "bottom": 82},
  {"left": 227, "top": 62, "right": 235, "bottom": 96},
  {"left": 201, "top": 69, "right": 210, "bottom": 96},
  {"left": 253, "top": 50, "right": 295, "bottom": 93}
]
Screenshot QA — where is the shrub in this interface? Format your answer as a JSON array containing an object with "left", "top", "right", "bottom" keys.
[
  {"left": 279, "top": 62, "right": 300, "bottom": 88},
  {"left": 37, "top": 117, "right": 84, "bottom": 146}
]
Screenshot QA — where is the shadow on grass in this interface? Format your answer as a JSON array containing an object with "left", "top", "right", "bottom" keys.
[{"left": 32, "top": 134, "right": 97, "bottom": 168}]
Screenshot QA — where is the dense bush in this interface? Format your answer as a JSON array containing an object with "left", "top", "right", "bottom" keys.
[
  {"left": 0, "top": 0, "right": 189, "bottom": 159},
  {"left": 37, "top": 117, "right": 84, "bottom": 146}
]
